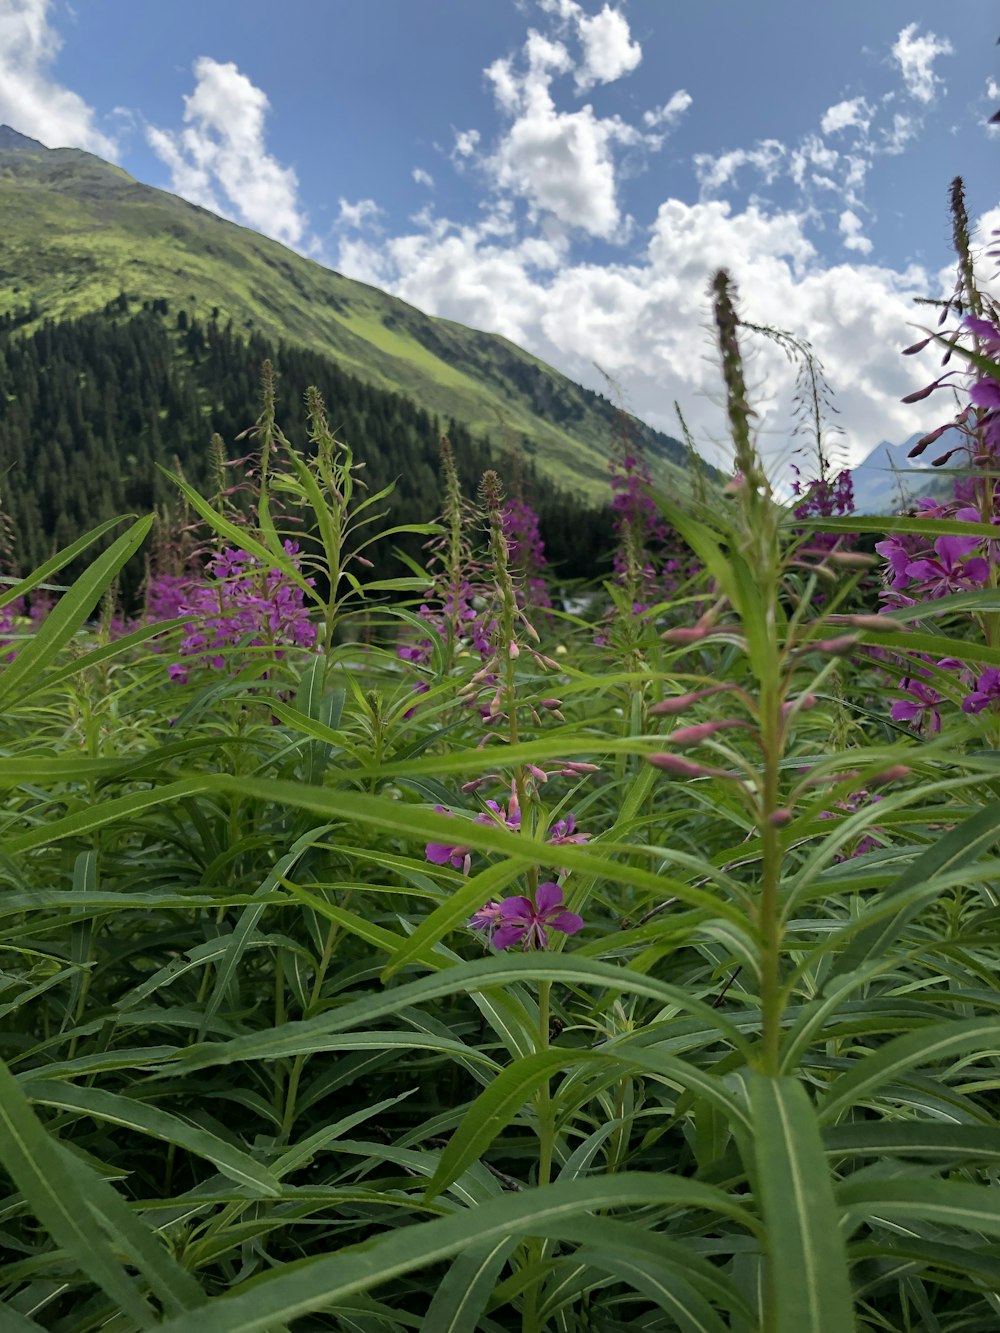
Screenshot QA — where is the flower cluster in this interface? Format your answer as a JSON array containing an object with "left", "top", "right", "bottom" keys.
[
  {"left": 502, "top": 497, "right": 551, "bottom": 612},
  {"left": 470, "top": 883, "right": 583, "bottom": 950},
  {"left": 157, "top": 543, "right": 316, "bottom": 683},
  {"left": 791, "top": 466, "right": 856, "bottom": 553},
  {"left": 874, "top": 311, "right": 1000, "bottom": 728}
]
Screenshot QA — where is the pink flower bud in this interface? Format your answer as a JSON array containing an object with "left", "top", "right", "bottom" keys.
[
  {"left": 900, "top": 382, "right": 937, "bottom": 404},
  {"left": 649, "top": 685, "right": 733, "bottom": 716},
  {"left": 489, "top": 687, "right": 504, "bottom": 717},
  {"left": 869, "top": 764, "right": 910, "bottom": 787},
  {"left": 829, "top": 615, "right": 905, "bottom": 632},
  {"left": 559, "top": 762, "right": 599, "bottom": 774},
  {"left": 661, "top": 627, "right": 710, "bottom": 645},
  {"left": 527, "top": 765, "right": 549, "bottom": 784},
  {"left": 902, "top": 337, "right": 932, "bottom": 355},
  {"left": 667, "top": 719, "right": 742, "bottom": 746},
  {"left": 646, "top": 753, "right": 727, "bottom": 778},
  {"left": 508, "top": 640, "right": 520, "bottom": 659},
  {"left": 354, "top": 555, "right": 374, "bottom": 569},
  {"left": 768, "top": 807, "right": 794, "bottom": 827},
  {"left": 540, "top": 698, "right": 562, "bottom": 710},
  {"left": 802, "top": 634, "right": 858, "bottom": 657},
  {"left": 822, "top": 551, "right": 877, "bottom": 569}
]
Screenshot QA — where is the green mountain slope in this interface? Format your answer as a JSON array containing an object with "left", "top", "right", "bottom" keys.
[{"left": 0, "top": 126, "right": 694, "bottom": 499}]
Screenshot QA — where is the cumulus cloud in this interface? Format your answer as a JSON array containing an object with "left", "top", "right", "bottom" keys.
[
  {"left": 891, "top": 23, "right": 953, "bottom": 104},
  {"left": 451, "top": 127, "right": 481, "bottom": 161},
  {"left": 574, "top": 5, "right": 642, "bottom": 91},
  {"left": 147, "top": 57, "right": 312, "bottom": 251},
  {"left": 820, "top": 97, "right": 872, "bottom": 136},
  {"left": 412, "top": 167, "right": 434, "bottom": 188},
  {"left": 0, "top": 0, "right": 116, "bottom": 156},
  {"left": 694, "top": 140, "right": 787, "bottom": 196},
  {"left": 338, "top": 197, "right": 381, "bottom": 229},
  {"left": 642, "top": 90, "right": 692, "bottom": 131},
  {"left": 481, "top": 24, "right": 649, "bottom": 239},
  {"left": 336, "top": 193, "right": 944, "bottom": 470},
  {"left": 839, "top": 209, "right": 873, "bottom": 255}
]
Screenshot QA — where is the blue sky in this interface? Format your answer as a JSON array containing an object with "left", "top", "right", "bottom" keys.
[{"left": 1, "top": 0, "right": 997, "bottom": 469}]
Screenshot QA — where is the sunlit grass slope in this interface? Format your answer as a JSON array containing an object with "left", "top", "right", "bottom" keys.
[{"left": 0, "top": 130, "right": 696, "bottom": 499}]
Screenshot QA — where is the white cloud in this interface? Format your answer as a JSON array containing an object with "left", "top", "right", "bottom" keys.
[
  {"left": 574, "top": 5, "right": 642, "bottom": 91},
  {"left": 694, "top": 140, "right": 787, "bottom": 196},
  {"left": 412, "top": 167, "right": 434, "bottom": 188},
  {"left": 0, "top": 0, "right": 116, "bottom": 156},
  {"left": 338, "top": 197, "right": 381, "bottom": 229},
  {"left": 839, "top": 209, "right": 873, "bottom": 255},
  {"left": 820, "top": 97, "right": 872, "bottom": 136},
  {"left": 480, "top": 24, "right": 649, "bottom": 240},
  {"left": 451, "top": 127, "right": 481, "bottom": 160},
  {"left": 146, "top": 57, "right": 312, "bottom": 252},
  {"left": 891, "top": 23, "right": 953, "bottom": 104},
  {"left": 642, "top": 90, "right": 692, "bottom": 131},
  {"left": 337, "top": 194, "right": 943, "bottom": 471}
]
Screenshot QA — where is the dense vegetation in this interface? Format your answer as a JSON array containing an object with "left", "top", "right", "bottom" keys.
[
  {"left": 1, "top": 176, "right": 999, "bottom": 1331},
  {"left": 0, "top": 300, "right": 612, "bottom": 593}
]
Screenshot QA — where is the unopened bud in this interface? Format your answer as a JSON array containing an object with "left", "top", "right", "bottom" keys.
[
  {"left": 488, "top": 687, "right": 504, "bottom": 717},
  {"left": 869, "top": 764, "right": 911, "bottom": 787},
  {"left": 900, "top": 382, "right": 937, "bottom": 404},
  {"left": 646, "top": 753, "right": 728, "bottom": 778},
  {"left": 823, "top": 551, "right": 877, "bottom": 569},
  {"left": 354, "top": 555, "right": 374, "bottom": 569},
  {"left": 649, "top": 684, "right": 733, "bottom": 716},
  {"left": 768, "top": 807, "right": 794, "bottom": 828},
  {"left": 559, "top": 762, "right": 599, "bottom": 775},
  {"left": 830, "top": 615, "right": 906, "bottom": 633},
  {"left": 802, "top": 634, "right": 858, "bottom": 657},
  {"left": 527, "top": 765, "right": 549, "bottom": 784},
  {"left": 902, "top": 337, "right": 932, "bottom": 356},
  {"left": 539, "top": 698, "right": 562, "bottom": 710},
  {"left": 662, "top": 626, "right": 710, "bottom": 645},
  {"left": 668, "top": 719, "right": 742, "bottom": 746},
  {"left": 508, "top": 640, "right": 520, "bottom": 659}
]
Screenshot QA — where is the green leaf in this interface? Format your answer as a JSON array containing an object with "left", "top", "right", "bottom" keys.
[
  {"left": 838, "top": 1178, "right": 1000, "bottom": 1239},
  {"left": 820, "top": 1018, "right": 1000, "bottom": 1122},
  {"left": 830, "top": 801, "right": 1000, "bottom": 979},
  {"left": 0, "top": 516, "right": 128, "bottom": 611},
  {"left": 749, "top": 1074, "right": 854, "bottom": 1333},
  {"left": 0, "top": 1058, "right": 155, "bottom": 1323},
  {"left": 0, "top": 515, "right": 153, "bottom": 708},
  {"left": 422, "top": 1236, "right": 519, "bottom": 1333},
  {"left": 154, "top": 1174, "right": 756, "bottom": 1333},
  {"left": 21, "top": 1081, "right": 283, "bottom": 1196}
]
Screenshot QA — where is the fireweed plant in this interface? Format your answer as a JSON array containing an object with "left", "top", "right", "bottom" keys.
[{"left": 4, "top": 241, "right": 1000, "bottom": 1333}]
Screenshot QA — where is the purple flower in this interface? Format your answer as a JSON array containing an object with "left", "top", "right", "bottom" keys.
[
  {"left": 490, "top": 882, "right": 584, "bottom": 950},
  {"left": 962, "top": 667, "right": 1000, "bottom": 714},
  {"left": 891, "top": 682, "right": 942, "bottom": 734},
  {"left": 547, "top": 814, "right": 589, "bottom": 847},
  {"left": 905, "top": 534, "right": 990, "bottom": 597},
  {"left": 425, "top": 806, "right": 473, "bottom": 875},
  {"left": 970, "top": 379, "right": 1000, "bottom": 412}
]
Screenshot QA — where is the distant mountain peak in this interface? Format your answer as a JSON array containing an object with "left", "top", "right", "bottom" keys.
[{"left": 0, "top": 126, "right": 48, "bottom": 153}]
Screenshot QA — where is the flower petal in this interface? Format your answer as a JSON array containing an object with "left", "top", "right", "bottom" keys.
[
  {"left": 546, "top": 911, "right": 584, "bottom": 936},
  {"left": 534, "top": 881, "right": 564, "bottom": 914},
  {"left": 492, "top": 924, "right": 526, "bottom": 950}
]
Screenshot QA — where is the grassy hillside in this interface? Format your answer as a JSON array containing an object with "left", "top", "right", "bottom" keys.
[{"left": 0, "top": 127, "right": 697, "bottom": 499}]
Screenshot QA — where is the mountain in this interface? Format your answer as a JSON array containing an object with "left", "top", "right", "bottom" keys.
[
  {"left": 850, "top": 431, "right": 959, "bottom": 514},
  {"left": 0, "top": 126, "right": 698, "bottom": 500}
]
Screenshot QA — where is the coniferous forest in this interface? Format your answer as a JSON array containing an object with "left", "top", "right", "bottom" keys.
[{"left": 0, "top": 297, "right": 613, "bottom": 593}]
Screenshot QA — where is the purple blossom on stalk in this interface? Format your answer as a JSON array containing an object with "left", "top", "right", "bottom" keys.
[
  {"left": 502, "top": 497, "right": 552, "bottom": 612},
  {"left": 481, "top": 882, "right": 584, "bottom": 950},
  {"left": 163, "top": 542, "right": 316, "bottom": 683},
  {"left": 819, "top": 789, "right": 884, "bottom": 861},
  {"left": 547, "top": 813, "right": 589, "bottom": 846},
  {"left": 791, "top": 466, "right": 856, "bottom": 553},
  {"left": 904, "top": 531, "right": 991, "bottom": 598},
  {"left": 962, "top": 667, "right": 1000, "bottom": 714},
  {"left": 890, "top": 682, "right": 943, "bottom": 734}
]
